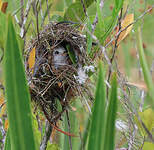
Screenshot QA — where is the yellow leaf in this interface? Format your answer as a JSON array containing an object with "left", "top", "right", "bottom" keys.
[
  {"left": 0, "top": 0, "right": 2, "bottom": 9},
  {"left": 0, "top": 93, "right": 4, "bottom": 105},
  {"left": 0, "top": 91, "right": 6, "bottom": 118},
  {"left": 118, "top": 14, "right": 134, "bottom": 43},
  {"left": 135, "top": 108, "right": 154, "bottom": 137},
  {"left": 142, "top": 142, "right": 154, "bottom": 150},
  {"left": 28, "top": 47, "right": 36, "bottom": 73},
  {"left": 4, "top": 119, "right": 8, "bottom": 130}
]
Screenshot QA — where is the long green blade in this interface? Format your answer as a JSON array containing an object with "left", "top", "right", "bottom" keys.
[
  {"left": 96, "top": 0, "right": 104, "bottom": 40},
  {"left": 79, "top": 118, "right": 90, "bottom": 150},
  {"left": 0, "top": 12, "right": 6, "bottom": 49},
  {"left": 102, "top": 0, "right": 124, "bottom": 43},
  {"left": 103, "top": 73, "right": 117, "bottom": 150},
  {"left": 4, "top": 130, "right": 11, "bottom": 150},
  {"left": 137, "top": 27, "right": 154, "bottom": 106},
  {"left": 4, "top": 14, "right": 36, "bottom": 150},
  {"left": 88, "top": 61, "right": 106, "bottom": 150}
]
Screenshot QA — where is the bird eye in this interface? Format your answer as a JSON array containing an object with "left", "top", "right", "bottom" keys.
[{"left": 55, "top": 51, "right": 59, "bottom": 55}]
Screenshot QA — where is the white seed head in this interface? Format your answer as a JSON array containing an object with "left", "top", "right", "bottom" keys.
[
  {"left": 74, "top": 67, "right": 88, "bottom": 84},
  {"left": 116, "top": 120, "right": 128, "bottom": 132}
]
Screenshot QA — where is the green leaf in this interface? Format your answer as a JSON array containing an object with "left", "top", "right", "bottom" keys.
[
  {"left": 50, "top": 14, "right": 64, "bottom": 22},
  {"left": 76, "top": 0, "right": 95, "bottom": 8},
  {"left": 5, "top": 0, "right": 21, "bottom": 13},
  {"left": 4, "top": 130, "right": 11, "bottom": 150},
  {"left": 64, "top": 2, "right": 86, "bottom": 22},
  {"left": 62, "top": 109, "right": 80, "bottom": 150},
  {"left": 101, "top": 0, "right": 124, "bottom": 43},
  {"left": 4, "top": 14, "right": 36, "bottom": 150},
  {"left": 142, "top": 142, "right": 154, "bottom": 150},
  {"left": 103, "top": 73, "right": 117, "bottom": 150},
  {"left": 66, "top": 44, "right": 77, "bottom": 65},
  {"left": 88, "top": 61, "right": 106, "bottom": 150},
  {"left": 96, "top": 0, "right": 104, "bottom": 40},
  {"left": 47, "top": 144, "right": 60, "bottom": 150},
  {"left": 79, "top": 118, "right": 90, "bottom": 150},
  {"left": 56, "top": 98, "right": 62, "bottom": 112},
  {"left": 115, "top": 0, "right": 119, "bottom": 7},
  {"left": 0, "top": 11, "right": 7, "bottom": 49},
  {"left": 135, "top": 108, "right": 154, "bottom": 137},
  {"left": 41, "top": 3, "right": 52, "bottom": 24},
  {"left": 137, "top": 27, "right": 154, "bottom": 106},
  {"left": 64, "top": 0, "right": 73, "bottom": 8}
]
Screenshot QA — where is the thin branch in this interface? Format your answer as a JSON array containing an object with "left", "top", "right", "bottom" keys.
[
  {"left": 139, "top": 91, "right": 145, "bottom": 112},
  {"left": 0, "top": 119, "right": 5, "bottom": 149},
  {"left": 35, "top": 0, "right": 40, "bottom": 42},
  {"left": 39, "top": 0, "right": 44, "bottom": 20},
  {"left": 40, "top": 120, "right": 52, "bottom": 150},
  {"left": 20, "top": 0, "right": 32, "bottom": 38},
  {"left": 92, "top": 14, "right": 98, "bottom": 33},
  {"left": 106, "top": 8, "right": 123, "bottom": 98},
  {"left": 0, "top": 48, "right": 4, "bottom": 63},
  {"left": 14, "top": 15, "right": 20, "bottom": 25},
  {"left": 81, "top": 0, "right": 88, "bottom": 17},
  {"left": 92, "top": 0, "right": 104, "bottom": 33},
  {"left": 128, "top": 118, "right": 137, "bottom": 150},
  {"left": 150, "top": 59, "right": 154, "bottom": 74},
  {"left": 0, "top": 82, "right": 5, "bottom": 95},
  {"left": 107, "top": 8, "right": 123, "bottom": 81},
  {"left": 46, "top": 0, "right": 50, "bottom": 21},
  {"left": 140, "top": 136, "right": 145, "bottom": 150},
  {"left": 110, "top": 8, "right": 123, "bottom": 63},
  {"left": 141, "top": 121, "right": 154, "bottom": 143},
  {"left": 13, "top": 5, "right": 24, "bottom": 27},
  {"left": 23, "top": 20, "right": 32, "bottom": 38},
  {"left": 105, "top": 5, "right": 154, "bottom": 48},
  {"left": 118, "top": 75, "right": 154, "bottom": 143},
  {"left": 20, "top": 0, "right": 24, "bottom": 25},
  {"left": 66, "top": 110, "right": 72, "bottom": 150}
]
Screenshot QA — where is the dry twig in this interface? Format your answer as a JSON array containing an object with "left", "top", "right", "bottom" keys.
[{"left": 40, "top": 120, "right": 52, "bottom": 150}]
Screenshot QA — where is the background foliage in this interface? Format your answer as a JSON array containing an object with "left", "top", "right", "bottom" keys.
[{"left": 0, "top": 0, "right": 154, "bottom": 150}]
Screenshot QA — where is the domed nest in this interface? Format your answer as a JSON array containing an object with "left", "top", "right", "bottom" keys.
[{"left": 25, "top": 22, "right": 93, "bottom": 124}]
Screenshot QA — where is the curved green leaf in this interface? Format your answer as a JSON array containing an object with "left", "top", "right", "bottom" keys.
[
  {"left": 64, "top": 2, "right": 85, "bottom": 22},
  {"left": 88, "top": 61, "right": 106, "bottom": 150},
  {"left": 103, "top": 73, "right": 117, "bottom": 150},
  {"left": 4, "top": 129, "right": 11, "bottom": 150},
  {"left": 137, "top": 27, "right": 154, "bottom": 106},
  {"left": 4, "top": 14, "right": 36, "bottom": 150}
]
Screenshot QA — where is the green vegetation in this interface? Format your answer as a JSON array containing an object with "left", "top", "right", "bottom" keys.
[
  {"left": 0, "top": 0, "right": 154, "bottom": 150},
  {"left": 4, "top": 14, "right": 36, "bottom": 150}
]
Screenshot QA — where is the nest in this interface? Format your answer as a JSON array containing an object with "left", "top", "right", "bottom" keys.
[{"left": 25, "top": 22, "right": 92, "bottom": 124}]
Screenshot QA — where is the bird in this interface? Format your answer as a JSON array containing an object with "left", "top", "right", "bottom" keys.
[{"left": 52, "top": 45, "right": 69, "bottom": 69}]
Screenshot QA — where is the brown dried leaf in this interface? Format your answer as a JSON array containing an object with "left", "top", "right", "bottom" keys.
[
  {"left": 118, "top": 14, "right": 134, "bottom": 43},
  {"left": 0, "top": 0, "right": 8, "bottom": 13},
  {"left": 1, "top": 2, "right": 8, "bottom": 13}
]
